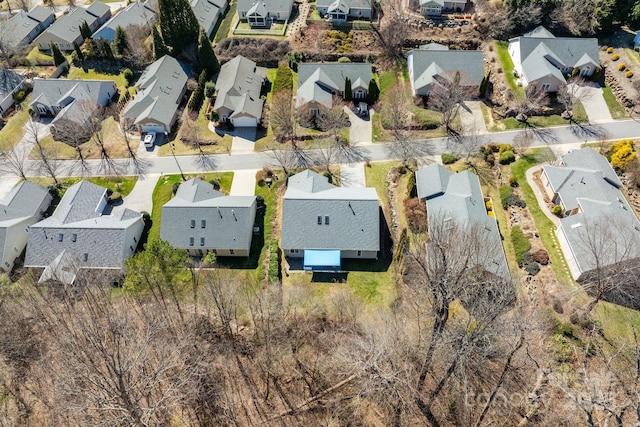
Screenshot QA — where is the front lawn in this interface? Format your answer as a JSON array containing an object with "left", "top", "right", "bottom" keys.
[
  {"left": 148, "top": 172, "right": 234, "bottom": 243},
  {"left": 494, "top": 40, "right": 523, "bottom": 97},
  {"left": 160, "top": 105, "right": 232, "bottom": 156},
  {"left": 67, "top": 67, "right": 128, "bottom": 90},
  {"left": 30, "top": 176, "right": 138, "bottom": 198},
  {"left": 488, "top": 101, "right": 589, "bottom": 131},
  {"left": 0, "top": 98, "right": 31, "bottom": 151},
  {"left": 602, "top": 85, "right": 628, "bottom": 120}
]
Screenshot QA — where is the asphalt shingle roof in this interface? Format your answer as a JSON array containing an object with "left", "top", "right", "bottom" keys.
[
  {"left": 93, "top": 0, "right": 157, "bottom": 41},
  {"left": 190, "top": 0, "right": 224, "bottom": 36},
  {"left": 214, "top": 55, "right": 266, "bottom": 119},
  {"left": 408, "top": 48, "right": 485, "bottom": 94},
  {"left": 281, "top": 170, "right": 380, "bottom": 252},
  {"left": 3, "top": 6, "right": 53, "bottom": 49},
  {"left": 317, "top": 0, "right": 370, "bottom": 11},
  {"left": 237, "top": 0, "right": 293, "bottom": 14},
  {"left": 296, "top": 62, "right": 372, "bottom": 108},
  {"left": 121, "top": 55, "right": 188, "bottom": 128},
  {"left": 0, "top": 181, "right": 50, "bottom": 225},
  {"left": 161, "top": 178, "right": 256, "bottom": 251},
  {"left": 0, "top": 68, "right": 25, "bottom": 100},
  {"left": 416, "top": 164, "right": 509, "bottom": 279},
  {"left": 36, "top": 2, "right": 110, "bottom": 45}
]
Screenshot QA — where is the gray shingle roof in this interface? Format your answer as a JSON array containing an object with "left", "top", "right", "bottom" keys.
[
  {"left": 543, "top": 148, "right": 640, "bottom": 275},
  {"left": 237, "top": 0, "right": 293, "bottom": 14},
  {"left": 416, "top": 164, "right": 509, "bottom": 279},
  {"left": 28, "top": 5, "right": 53, "bottom": 22},
  {"left": 317, "top": 0, "right": 370, "bottom": 11},
  {"left": 4, "top": 7, "right": 54, "bottom": 49},
  {"left": 510, "top": 26, "right": 599, "bottom": 85},
  {"left": 214, "top": 55, "right": 266, "bottom": 119},
  {"left": 0, "top": 68, "right": 26, "bottom": 100},
  {"left": 25, "top": 180, "right": 144, "bottom": 269},
  {"left": 190, "top": 0, "right": 224, "bottom": 36},
  {"left": 0, "top": 181, "right": 50, "bottom": 225},
  {"left": 160, "top": 178, "right": 256, "bottom": 251},
  {"left": 296, "top": 62, "right": 372, "bottom": 108},
  {"left": 93, "top": 0, "right": 157, "bottom": 41},
  {"left": 408, "top": 48, "right": 485, "bottom": 94},
  {"left": 121, "top": 55, "right": 188, "bottom": 128},
  {"left": 281, "top": 170, "right": 380, "bottom": 252},
  {"left": 35, "top": 2, "right": 110, "bottom": 45},
  {"left": 30, "top": 78, "right": 116, "bottom": 114}
]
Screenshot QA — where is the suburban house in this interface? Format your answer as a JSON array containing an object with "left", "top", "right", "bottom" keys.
[
  {"left": 296, "top": 62, "right": 372, "bottom": 113},
  {"left": 540, "top": 148, "right": 640, "bottom": 282},
  {"left": 121, "top": 55, "right": 188, "bottom": 134},
  {"left": 415, "top": 164, "right": 509, "bottom": 279},
  {"left": 237, "top": 0, "right": 293, "bottom": 27},
  {"left": 190, "top": 0, "right": 228, "bottom": 36},
  {"left": 25, "top": 181, "right": 144, "bottom": 282},
  {"left": 0, "top": 68, "right": 27, "bottom": 115},
  {"left": 213, "top": 55, "right": 266, "bottom": 127},
  {"left": 281, "top": 170, "right": 380, "bottom": 271},
  {"left": 34, "top": 1, "right": 111, "bottom": 51},
  {"left": 0, "top": 181, "right": 51, "bottom": 273},
  {"left": 420, "top": 0, "right": 467, "bottom": 16},
  {"left": 30, "top": 78, "right": 116, "bottom": 133},
  {"left": 316, "top": 0, "right": 372, "bottom": 21},
  {"left": 508, "top": 26, "right": 599, "bottom": 92},
  {"left": 160, "top": 178, "right": 257, "bottom": 257},
  {"left": 3, "top": 6, "right": 55, "bottom": 52},
  {"left": 407, "top": 45, "right": 485, "bottom": 96},
  {"left": 93, "top": 0, "right": 158, "bottom": 42}
]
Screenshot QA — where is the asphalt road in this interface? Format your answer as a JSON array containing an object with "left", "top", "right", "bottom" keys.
[{"left": 6, "top": 119, "right": 640, "bottom": 178}]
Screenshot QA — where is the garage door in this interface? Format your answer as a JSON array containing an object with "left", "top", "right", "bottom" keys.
[
  {"left": 141, "top": 123, "right": 166, "bottom": 134},
  {"left": 231, "top": 116, "right": 257, "bottom": 128}
]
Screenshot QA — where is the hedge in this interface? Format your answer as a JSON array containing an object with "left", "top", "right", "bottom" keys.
[
  {"left": 511, "top": 226, "right": 531, "bottom": 266},
  {"left": 267, "top": 239, "right": 281, "bottom": 283},
  {"left": 499, "top": 150, "right": 516, "bottom": 165},
  {"left": 441, "top": 153, "right": 458, "bottom": 164},
  {"left": 273, "top": 63, "right": 293, "bottom": 94}
]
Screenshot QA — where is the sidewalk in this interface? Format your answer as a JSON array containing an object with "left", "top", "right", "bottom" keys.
[{"left": 525, "top": 165, "right": 558, "bottom": 226}]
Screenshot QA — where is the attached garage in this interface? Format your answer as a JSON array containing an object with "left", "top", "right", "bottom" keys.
[
  {"left": 140, "top": 123, "right": 166, "bottom": 134},
  {"left": 231, "top": 115, "right": 258, "bottom": 128}
]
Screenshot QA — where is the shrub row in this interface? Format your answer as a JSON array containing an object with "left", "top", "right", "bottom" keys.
[
  {"left": 499, "top": 185, "right": 526, "bottom": 210},
  {"left": 267, "top": 239, "right": 280, "bottom": 283},
  {"left": 510, "top": 226, "right": 531, "bottom": 266}
]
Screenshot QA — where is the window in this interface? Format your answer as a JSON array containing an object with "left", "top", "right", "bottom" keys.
[
  {"left": 201, "top": 219, "right": 206, "bottom": 228},
  {"left": 13, "top": 247, "right": 18, "bottom": 253},
  {"left": 357, "top": 250, "right": 362, "bottom": 256},
  {"left": 200, "top": 237, "right": 205, "bottom": 246},
  {"left": 190, "top": 220, "right": 195, "bottom": 228},
  {"left": 540, "top": 83, "right": 551, "bottom": 92},
  {"left": 230, "top": 249, "right": 234, "bottom": 255},
  {"left": 189, "top": 237, "right": 194, "bottom": 246},
  {"left": 133, "top": 236, "right": 137, "bottom": 243},
  {"left": 4, "top": 262, "right": 9, "bottom": 269},
  {"left": 292, "top": 249, "right": 299, "bottom": 254},
  {"left": 58, "top": 233, "right": 63, "bottom": 242},
  {"left": 317, "top": 215, "right": 322, "bottom": 225},
  {"left": 310, "top": 108, "right": 319, "bottom": 116},
  {"left": 325, "top": 216, "right": 330, "bottom": 225},
  {"left": 130, "top": 246, "right": 134, "bottom": 252},
  {"left": 72, "top": 233, "right": 77, "bottom": 242},
  {"left": 82, "top": 253, "right": 88, "bottom": 262}
]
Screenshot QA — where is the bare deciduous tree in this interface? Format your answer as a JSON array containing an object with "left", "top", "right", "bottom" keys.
[
  {"left": 269, "top": 90, "right": 297, "bottom": 144},
  {"left": 428, "top": 71, "right": 476, "bottom": 135}
]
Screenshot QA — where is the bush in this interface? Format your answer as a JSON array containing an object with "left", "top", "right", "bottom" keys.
[
  {"left": 532, "top": 249, "right": 550, "bottom": 265},
  {"left": 406, "top": 172, "right": 417, "bottom": 198},
  {"left": 485, "top": 200, "right": 493, "bottom": 210},
  {"left": 499, "top": 150, "right": 516, "bottom": 165},
  {"left": 610, "top": 139, "right": 637, "bottom": 172},
  {"left": 256, "top": 195, "right": 265, "bottom": 207},
  {"left": 551, "top": 204, "right": 563, "bottom": 217},
  {"left": 108, "top": 191, "right": 122, "bottom": 204},
  {"left": 607, "top": 47, "right": 614, "bottom": 54},
  {"left": 123, "top": 68, "right": 134, "bottom": 86},
  {"left": 267, "top": 239, "right": 280, "bottom": 282},
  {"left": 511, "top": 226, "right": 531, "bottom": 266},
  {"left": 441, "top": 153, "right": 458, "bottom": 164},
  {"left": 611, "top": 53, "right": 620, "bottom": 60},
  {"left": 523, "top": 259, "right": 540, "bottom": 275},
  {"left": 404, "top": 197, "right": 427, "bottom": 233},
  {"left": 12, "top": 90, "right": 26, "bottom": 102},
  {"left": 209, "top": 180, "right": 220, "bottom": 190},
  {"left": 627, "top": 70, "right": 634, "bottom": 78},
  {"left": 509, "top": 176, "right": 519, "bottom": 187},
  {"left": 338, "top": 56, "right": 351, "bottom": 62},
  {"left": 499, "top": 185, "right": 513, "bottom": 209},
  {"left": 498, "top": 143, "right": 513, "bottom": 154},
  {"left": 204, "top": 81, "right": 215, "bottom": 98},
  {"left": 618, "top": 63, "right": 626, "bottom": 71},
  {"left": 172, "top": 182, "right": 181, "bottom": 195},
  {"left": 272, "top": 62, "right": 293, "bottom": 93}
]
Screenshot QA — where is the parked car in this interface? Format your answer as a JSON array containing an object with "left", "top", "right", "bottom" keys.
[
  {"left": 356, "top": 102, "right": 368, "bottom": 117},
  {"left": 143, "top": 132, "right": 156, "bottom": 149}
]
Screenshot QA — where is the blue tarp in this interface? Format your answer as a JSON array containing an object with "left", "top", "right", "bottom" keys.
[{"left": 303, "top": 249, "right": 341, "bottom": 271}]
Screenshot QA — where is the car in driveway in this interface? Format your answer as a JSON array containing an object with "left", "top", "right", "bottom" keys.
[
  {"left": 355, "top": 102, "right": 368, "bottom": 118},
  {"left": 143, "top": 132, "right": 156, "bottom": 149}
]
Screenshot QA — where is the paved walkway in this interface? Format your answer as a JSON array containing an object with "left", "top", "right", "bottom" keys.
[
  {"left": 340, "top": 162, "right": 366, "bottom": 187},
  {"left": 460, "top": 101, "right": 488, "bottom": 135},
  {"left": 526, "top": 166, "right": 558, "bottom": 226},
  {"left": 344, "top": 106, "right": 373, "bottom": 146},
  {"left": 570, "top": 83, "right": 613, "bottom": 124},
  {"left": 120, "top": 173, "right": 160, "bottom": 213},
  {"left": 229, "top": 169, "right": 258, "bottom": 196},
  {"left": 286, "top": 1, "right": 311, "bottom": 38}
]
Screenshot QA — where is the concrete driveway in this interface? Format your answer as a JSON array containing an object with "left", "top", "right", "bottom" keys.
[
  {"left": 344, "top": 106, "right": 372, "bottom": 146},
  {"left": 120, "top": 173, "right": 160, "bottom": 213},
  {"left": 570, "top": 83, "right": 613, "bottom": 123},
  {"left": 229, "top": 169, "right": 258, "bottom": 196},
  {"left": 340, "top": 162, "right": 366, "bottom": 187},
  {"left": 0, "top": 178, "right": 19, "bottom": 201},
  {"left": 459, "top": 101, "right": 488, "bottom": 134}
]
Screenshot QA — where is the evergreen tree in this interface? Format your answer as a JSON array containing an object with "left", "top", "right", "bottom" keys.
[
  {"left": 188, "top": 70, "right": 208, "bottom": 112},
  {"left": 80, "top": 21, "right": 92, "bottom": 40},
  {"left": 73, "top": 42, "right": 84, "bottom": 61},
  {"left": 50, "top": 43, "right": 66, "bottom": 67},
  {"left": 158, "top": 0, "right": 199, "bottom": 54},
  {"left": 152, "top": 26, "right": 169, "bottom": 60},
  {"left": 367, "top": 78, "right": 379, "bottom": 103},
  {"left": 198, "top": 29, "right": 219, "bottom": 78},
  {"left": 344, "top": 77, "right": 352, "bottom": 102},
  {"left": 100, "top": 39, "right": 114, "bottom": 60},
  {"left": 112, "top": 26, "right": 129, "bottom": 56}
]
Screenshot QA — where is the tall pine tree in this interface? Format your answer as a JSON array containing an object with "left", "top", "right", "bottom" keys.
[
  {"left": 198, "top": 29, "right": 219, "bottom": 78},
  {"left": 112, "top": 26, "right": 129, "bottom": 56},
  {"left": 344, "top": 77, "right": 352, "bottom": 102},
  {"left": 73, "top": 42, "right": 84, "bottom": 61},
  {"left": 152, "top": 26, "right": 169, "bottom": 60},
  {"left": 79, "top": 21, "right": 92, "bottom": 40},
  {"left": 158, "top": 0, "right": 199, "bottom": 54},
  {"left": 50, "top": 43, "right": 66, "bottom": 67}
]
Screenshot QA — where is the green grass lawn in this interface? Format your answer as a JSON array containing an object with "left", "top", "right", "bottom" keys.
[
  {"left": 602, "top": 85, "right": 628, "bottom": 120},
  {"left": 625, "top": 48, "right": 640, "bottom": 68},
  {"left": 31, "top": 176, "right": 138, "bottom": 198},
  {"left": 26, "top": 47, "right": 52, "bottom": 63},
  {"left": 214, "top": 0, "right": 237, "bottom": 42},
  {"left": 378, "top": 71, "right": 398, "bottom": 95},
  {"left": 148, "top": 172, "right": 234, "bottom": 243},
  {"left": 67, "top": 67, "right": 128, "bottom": 90},
  {"left": 494, "top": 40, "right": 523, "bottom": 97},
  {"left": 0, "top": 98, "right": 31, "bottom": 151},
  {"left": 488, "top": 101, "right": 589, "bottom": 131},
  {"left": 510, "top": 149, "right": 575, "bottom": 287}
]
